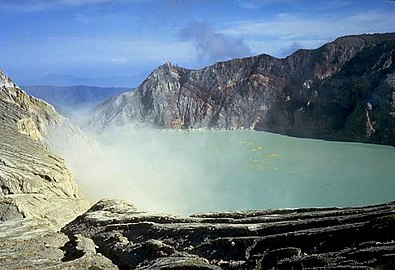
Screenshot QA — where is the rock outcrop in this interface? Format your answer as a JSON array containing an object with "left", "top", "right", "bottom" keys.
[
  {"left": 0, "top": 217, "right": 117, "bottom": 269},
  {"left": 0, "top": 71, "right": 90, "bottom": 223},
  {"left": 0, "top": 71, "right": 119, "bottom": 269},
  {"left": 88, "top": 33, "right": 395, "bottom": 146},
  {"left": 63, "top": 199, "right": 395, "bottom": 270}
]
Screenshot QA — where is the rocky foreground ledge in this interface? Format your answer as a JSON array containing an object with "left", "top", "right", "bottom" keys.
[
  {"left": 1, "top": 199, "right": 394, "bottom": 269},
  {"left": 58, "top": 199, "right": 395, "bottom": 270}
]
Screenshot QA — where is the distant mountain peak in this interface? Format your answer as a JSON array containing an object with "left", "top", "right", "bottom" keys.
[
  {"left": 21, "top": 72, "right": 147, "bottom": 88},
  {"left": 0, "top": 70, "right": 18, "bottom": 89}
]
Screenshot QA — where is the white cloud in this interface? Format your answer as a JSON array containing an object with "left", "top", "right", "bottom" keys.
[
  {"left": 0, "top": 0, "right": 148, "bottom": 12},
  {"left": 0, "top": 35, "right": 197, "bottom": 79},
  {"left": 234, "top": 0, "right": 279, "bottom": 9},
  {"left": 221, "top": 10, "right": 395, "bottom": 57},
  {"left": 179, "top": 21, "right": 251, "bottom": 64},
  {"left": 278, "top": 41, "right": 304, "bottom": 57}
]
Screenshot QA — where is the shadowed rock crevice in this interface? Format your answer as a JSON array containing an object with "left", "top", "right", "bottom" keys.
[{"left": 60, "top": 233, "right": 100, "bottom": 262}]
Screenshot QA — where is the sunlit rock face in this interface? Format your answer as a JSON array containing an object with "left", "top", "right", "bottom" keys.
[
  {"left": 0, "top": 70, "right": 89, "bottom": 224},
  {"left": 0, "top": 72, "right": 118, "bottom": 269},
  {"left": 89, "top": 33, "right": 395, "bottom": 145}
]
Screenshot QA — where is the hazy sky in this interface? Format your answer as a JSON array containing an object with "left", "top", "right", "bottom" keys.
[{"left": 1, "top": 0, "right": 395, "bottom": 86}]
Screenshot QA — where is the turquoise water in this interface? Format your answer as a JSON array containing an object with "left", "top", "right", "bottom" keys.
[{"left": 92, "top": 129, "right": 395, "bottom": 215}]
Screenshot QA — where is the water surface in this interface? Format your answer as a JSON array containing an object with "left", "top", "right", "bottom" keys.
[{"left": 84, "top": 129, "right": 395, "bottom": 215}]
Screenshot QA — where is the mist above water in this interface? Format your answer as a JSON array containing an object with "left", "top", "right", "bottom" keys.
[{"left": 61, "top": 127, "right": 395, "bottom": 215}]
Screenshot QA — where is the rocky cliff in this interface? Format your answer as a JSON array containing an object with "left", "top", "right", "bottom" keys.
[
  {"left": 88, "top": 33, "right": 395, "bottom": 145},
  {"left": 0, "top": 71, "right": 118, "bottom": 269},
  {"left": 0, "top": 71, "right": 90, "bottom": 223}
]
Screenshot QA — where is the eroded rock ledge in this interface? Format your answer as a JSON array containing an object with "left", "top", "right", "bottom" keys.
[
  {"left": 63, "top": 199, "right": 395, "bottom": 270},
  {"left": 0, "top": 70, "right": 90, "bottom": 224},
  {"left": 0, "top": 71, "right": 115, "bottom": 269}
]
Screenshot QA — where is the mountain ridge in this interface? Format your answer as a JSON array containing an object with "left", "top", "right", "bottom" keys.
[
  {"left": 19, "top": 72, "right": 147, "bottom": 88},
  {"left": 88, "top": 32, "right": 395, "bottom": 145},
  {"left": 22, "top": 85, "right": 130, "bottom": 106}
]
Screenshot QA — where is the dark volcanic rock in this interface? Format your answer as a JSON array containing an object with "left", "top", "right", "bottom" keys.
[
  {"left": 89, "top": 33, "right": 395, "bottom": 146},
  {"left": 63, "top": 199, "right": 395, "bottom": 270}
]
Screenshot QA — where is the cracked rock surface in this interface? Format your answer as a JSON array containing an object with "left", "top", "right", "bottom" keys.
[
  {"left": 63, "top": 199, "right": 395, "bottom": 270},
  {"left": 0, "top": 218, "right": 117, "bottom": 270}
]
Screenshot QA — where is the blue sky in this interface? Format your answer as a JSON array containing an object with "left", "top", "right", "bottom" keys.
[{"left": 0, "top": 0, "right": 395, "bottom": 87}]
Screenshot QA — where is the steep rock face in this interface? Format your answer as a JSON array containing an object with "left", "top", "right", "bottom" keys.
[
  {"left": 89, "top": 33, "right": 395, "bottom": 145},
  {"left": 63, "top": 199, "right": 395, "bottom": 270},
  {"left": 0, "top": 71, "right": 89, "bottom": 224},
  {"left": 0, "top": 72, "right": 91, "bottom": 155},
  {"left": 0, "top": 71, "right": 117, "bottom": 269}
]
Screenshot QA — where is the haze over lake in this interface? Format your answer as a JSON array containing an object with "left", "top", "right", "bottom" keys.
[{"left": 72, "top": 129, "right": 395, "bottom": 215}]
